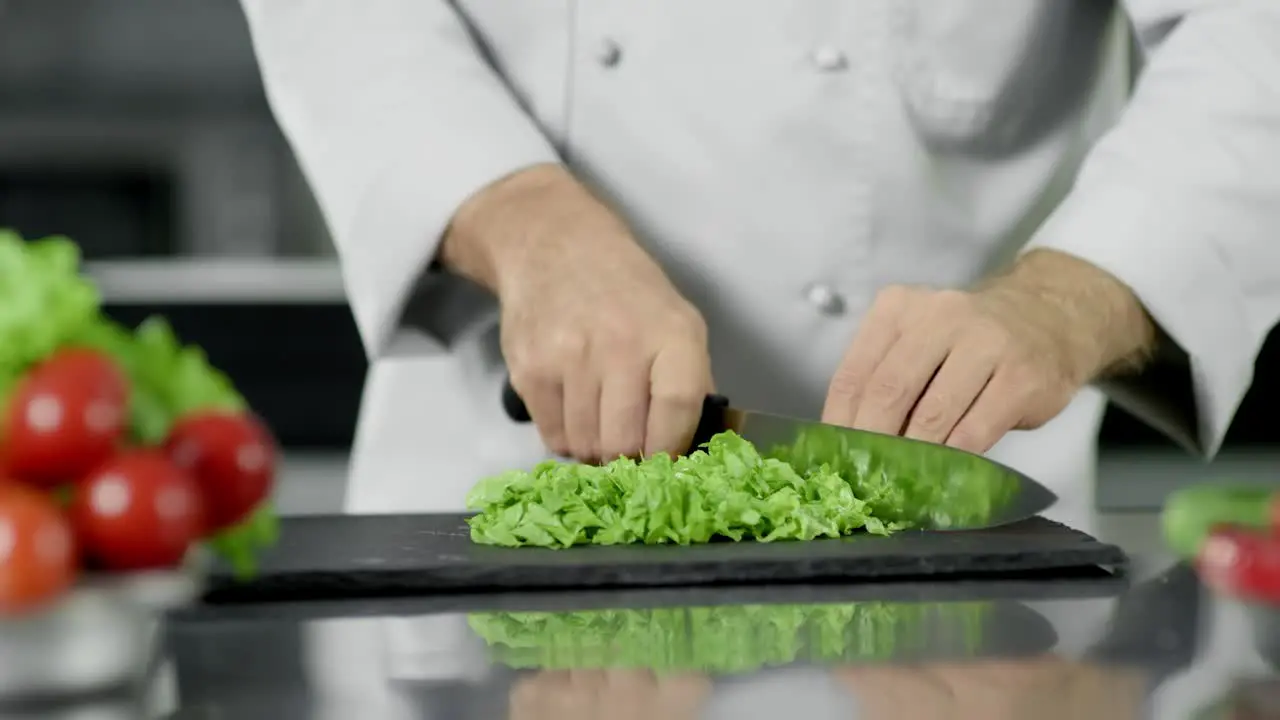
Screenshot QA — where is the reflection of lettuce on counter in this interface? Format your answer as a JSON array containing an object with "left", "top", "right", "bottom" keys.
[
  {"left": 468, "top": 602, "right": 989, "bottom": 674},
  {"left": 467, "top": 425, "right": 1015, "bottom": 548}
]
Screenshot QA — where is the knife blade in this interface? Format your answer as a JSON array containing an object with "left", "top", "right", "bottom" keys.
[{"left": 500, "top": 380, "right": 1056, "bottom": 531}]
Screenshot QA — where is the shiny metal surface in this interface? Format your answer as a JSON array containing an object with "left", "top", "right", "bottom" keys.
[
  {"left": 0, "top": 561, "right": 201, "bottom": 704},
  {"left": 719, "top": 407, "right": 1059, "bottom": 530},
  {"left": 9, "top": 511, "right": 1280, "bottom": 719}
]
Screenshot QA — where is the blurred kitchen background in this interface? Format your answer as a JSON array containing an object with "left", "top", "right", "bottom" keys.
[{"left": 1, "top": 0, "right": 1274, "bottom": 516}]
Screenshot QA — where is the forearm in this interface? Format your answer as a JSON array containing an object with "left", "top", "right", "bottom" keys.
[
  {"left": 994, "top": 249, "right": 1159, "bottom": 382},
  {"left": 441, "top": 163, "right": 643, "bottom": 299},
  {"left": 440, "top": 163, "right": 569, "bottom": 294}
]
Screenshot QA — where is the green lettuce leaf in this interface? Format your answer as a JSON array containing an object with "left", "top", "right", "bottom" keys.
[
  {"left": 467, "top": 422, "right": 1020, "bottom": 548},
  {"left": 468, "top": 602, "right": 990, "bottom": 673},
  {"left": 207, "top": 502, "right": 280, "bottom": 580},
  {"left": 0, "top": 233, "right": 247, "bottom": 444},
  {"left": 71, "top": 315, "right": 246, "bottom": 445},
  {"left": 0, "top": 231, "right": 101, "bottom": 377},
  {"left": 467, "top": 431, "right": 907, "bottom": 548}
]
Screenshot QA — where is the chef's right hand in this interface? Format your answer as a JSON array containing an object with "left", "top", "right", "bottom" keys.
[
  {"left": 509, "top": 669, "right": 712, "bottom": 720},
  {"left": 441, "top": 164, "right": 714, "bottom": 464}
]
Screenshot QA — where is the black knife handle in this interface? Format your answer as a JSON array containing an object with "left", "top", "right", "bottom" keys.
[
  {"left": 500, "top": 376, "right": 533, "bottom": 422},
  {"left": 500, "top": 377, "right": 728, "bottom": 454}
]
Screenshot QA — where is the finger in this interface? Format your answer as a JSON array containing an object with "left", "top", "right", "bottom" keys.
[
  {"left": 903, "top": 339, "right": 999, "bottom": 444},
  {"left": 598, "top": 361, "right": 651, "bottom": 462},
  {"left": 568, "top": 669, "right": 608, "bottom": 691},
  {"left": 945, "top": 368, "right": 1027, "bottom": 454},
  {"left": 645, "top": 343, "right": 711, "bottom": 457},
  {"left": 851, "top": 331, "right": 952, "bottom": 436},
  {"left": 563, "top": 369, "right": 602, "bottom": 463},
  {"left": 822, "top": 296, "right": 905, "bottom": 426},
  {"left": 659, "top": 673, "right": 715, "bottom": 707},
  {"left": 516, "top": 374, "right": 568, "bottom": 457}
]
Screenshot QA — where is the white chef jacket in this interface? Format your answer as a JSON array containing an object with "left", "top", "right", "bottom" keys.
[{"left": 238, "top": 0, "right": 1280, "bottom": 524}]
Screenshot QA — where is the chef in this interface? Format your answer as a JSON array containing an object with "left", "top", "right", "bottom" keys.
[{"left": 239, "top": 0, "right": 1280, "bottom": 524}]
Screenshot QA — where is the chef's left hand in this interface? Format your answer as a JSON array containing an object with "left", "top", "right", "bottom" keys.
[{"left": 822, "top": 250, "right": 1157, "bottom": 454}]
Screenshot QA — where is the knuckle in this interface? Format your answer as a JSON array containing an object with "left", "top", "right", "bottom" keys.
[
  {"left": 651, "top": 383, "right": 703, "bottom": 406},
  {"left": 949, "top": 424, "right": 993, "bottom": 453},
  {"left": 969, "top": 321, "right": 1013, "bottom": 354},
  {"left": 597, "top": 328, "right": 643, "bottom": 362},
  {"left": 875, "top": 284, "right": 913, "bottom": 305},
  {"left": 666, "top": 306, "right": 708, "bottom": 344},
  {"left": 929, "top": 290, "right": 974, "bottom": 318},
  {"left": 826, "top": 372, "right": 862, "bottom": 401},
  {"left": 508, "top": 360, "right": 557, "bottom": 390},
  {"left": 932, "top": 289, "right": 969, "bottom": 306},
  {"left": 867, "top": 376, "right": 911, "bottom": 408},
  {"left": 547, "top": 328, "right": 590, "bottom": 363},
  {"left": 911, "top": 397, "right": 952, "bottom": 433},
  {"left": 1003, "top": 361, "right": 1045, "bottom": 393}
]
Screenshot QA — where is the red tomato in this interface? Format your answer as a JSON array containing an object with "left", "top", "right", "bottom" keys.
[
  {"left": 70, "top": 451, "right": 205, "bottom": 572},
  {"left": 5, "top": 350, "right": 129, "bottom": 486},
  {"left": 0, "top": 484, "right": 78, "bottom": 615},
  {"left": 1197, "top": 527, "right": 1280, "bottom": 602},
  {"left": 33, "top": 349, "right": 129, "bottom": 403},
  {"left": 163, "top": 411, "right": 276, "bottom": 532}
]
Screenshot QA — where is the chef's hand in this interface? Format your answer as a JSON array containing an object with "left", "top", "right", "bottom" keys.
[
  {"left": 834, "top": 657, "right": 1147, "bottom": 719},
  {"left": 822, "top": 250, "right": 1157, "bottom": 454},
  {"left": 441, "top": 164, "right": 713, "bottom": 463},
  {"left": 509, "top": 669, "right": 712, "bottom": 720}
]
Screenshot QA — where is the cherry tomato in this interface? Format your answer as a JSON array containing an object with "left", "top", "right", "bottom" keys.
[
  {"left": 163, "top": 411, "right": 276, "bottom": 532},
  {"left": 4, "top": 350, "right": 128, "bottom": 486},
  {"left": 0, "top": 483, "right": 78, "bottom": 615},
  {"left": 33, "top": 348, "right": 129, "bottom": 403},
  {"left": 70, "top": 451, "right": 205, "bottom": 572},
  {"left": 1196, "top": 527, "right": 1280, "bottom": 603}
]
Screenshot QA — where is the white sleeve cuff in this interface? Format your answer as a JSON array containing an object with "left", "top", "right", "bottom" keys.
[
  {"left": 1022, "top": 182, "right": 1254, "bottom": 456},
  {"left": 339, "top": 130, "right": 558, "bottom": 358}
]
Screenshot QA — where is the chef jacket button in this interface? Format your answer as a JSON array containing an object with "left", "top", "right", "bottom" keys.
[
  {"left": 810, "top": 46, "right": 848, "bottom": 72},
  {"left": 595, "top": 38, "right": 623, "bottom": 68},
  {"left": 805, "top": 283, "right": 846, "bottom": 316}
]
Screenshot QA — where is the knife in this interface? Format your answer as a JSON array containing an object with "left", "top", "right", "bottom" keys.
[{"left": 500, "top": 379, "right": 1057, "bottom": 531}]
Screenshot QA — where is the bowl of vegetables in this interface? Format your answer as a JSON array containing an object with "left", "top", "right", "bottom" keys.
[{"left": 0, "top": 232, "right": 278, "bottom": 700}]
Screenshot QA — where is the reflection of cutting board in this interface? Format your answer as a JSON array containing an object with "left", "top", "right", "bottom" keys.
[{"left": 204, "top": 514, "right": 1126, "bottom": 603}]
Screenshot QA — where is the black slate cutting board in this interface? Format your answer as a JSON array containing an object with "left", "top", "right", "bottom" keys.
[{"left": 204, "top": 514, "right": 1126, "bottom": 603}]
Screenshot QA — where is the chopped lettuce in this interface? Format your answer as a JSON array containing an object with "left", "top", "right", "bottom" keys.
[
  {"left": 467, "top": 420, "right": 1019, "bottom": 548},
  {"left": 468, "top": 602, "right": 990, "bottom": 673},
  {"left": 467, "top": 431, "right": 908, "bottom": 548}
]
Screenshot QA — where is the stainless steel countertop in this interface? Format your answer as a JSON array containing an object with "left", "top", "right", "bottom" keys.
[{"left": 3, "top": 508, "right": 1266, "bottom": 720}]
